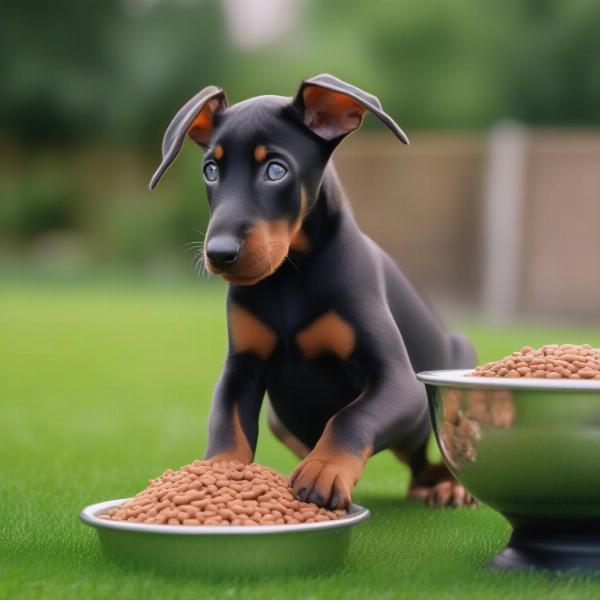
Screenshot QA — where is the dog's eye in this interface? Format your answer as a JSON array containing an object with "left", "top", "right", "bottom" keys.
[
  {"left": 266, "top": 162, "right": 287, "bottom": 181},
  {"left": 203, "top": 161, "right": 219, "bottom": 182}
]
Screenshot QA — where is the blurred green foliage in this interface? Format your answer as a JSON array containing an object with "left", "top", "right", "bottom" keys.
[
  {"left": 0, "top": 163, "right": 79, "bottom": 239},
  {"left": 2, "top": 0, "right": 599, "bottom": 147},
  {"left": 1, "top": 0, "right": 599, "bottom": 270},
  {"left": 0, "top": 0, "right": 228, "bottom": 146}
]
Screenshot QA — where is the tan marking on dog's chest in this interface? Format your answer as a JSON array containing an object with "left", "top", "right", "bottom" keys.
[
  {"left": 229, "top": 303, "right": 277, "bottom": 360},
  {"left": 295, "top": 311, "right": 355, "bottom": 360}
]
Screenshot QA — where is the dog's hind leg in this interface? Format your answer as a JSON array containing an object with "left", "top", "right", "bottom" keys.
[
  {"left": 268, "top": 404, "right": 310, "bottom": 459},
  {"left": 449, "top": 332, "right": 477, "bottom": 369},
  {"left": 393, "top": 439, "right": 477, "bottom": 508},
  {"left": 393, "top": 332, "right": 477, "bottom": 507}
]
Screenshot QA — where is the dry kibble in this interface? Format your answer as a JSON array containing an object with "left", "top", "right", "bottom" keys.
[
  {"left": 473, "top": 344, "right": 600, "bottom": 380},
  {"left": 101, "top": 460, "right": 346, "bottom": 526}
]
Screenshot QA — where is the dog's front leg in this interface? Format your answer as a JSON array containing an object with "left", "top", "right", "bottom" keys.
[
  {"left": 291, "top": 315, "right": 430, "bottom": 509},
  {"left": 204, "top": 353, "right": 267, "bottom": 464},
  {"left": 204, "top": 301, "right": 276, "bottom": 463}
]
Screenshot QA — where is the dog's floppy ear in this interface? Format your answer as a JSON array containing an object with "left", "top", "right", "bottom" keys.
[
  {"left": 293, "top": 74, "right": 408, "bottom": 144},
  {"left": 149, "top": 86, "right": 228, "bottom": 189}
]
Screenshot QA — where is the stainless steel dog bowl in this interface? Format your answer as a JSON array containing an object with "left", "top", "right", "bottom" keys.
[
  {"left": 81, "top": 498, "right": 370, "bottom": 575},
  {"left": 417, "top": 369, "right": 600, "bottom": 571}
]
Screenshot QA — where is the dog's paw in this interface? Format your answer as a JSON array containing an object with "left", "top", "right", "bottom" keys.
[
  {"left": 290, "top": 452, "right": 363, "bottom": 509},
  {"left": 290, "top": 459, "right": 352, "bottom": 509},
  {"left": 409, "top": 480, "right": 478, "bottom": 508}
]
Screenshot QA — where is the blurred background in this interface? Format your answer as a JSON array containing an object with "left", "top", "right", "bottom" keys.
[{"left": 2, "top": 0, "right": 600, "bottom": 322}]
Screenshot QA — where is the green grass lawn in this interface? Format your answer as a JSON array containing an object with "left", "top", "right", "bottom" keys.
[{"left": 1, "top": 281, "right": 600, "bottom": 599}]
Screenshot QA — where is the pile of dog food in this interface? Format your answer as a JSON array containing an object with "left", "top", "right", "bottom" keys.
[
  {"left": 100, "top": 460, "right": 345, "bottom": 526},
  {"left": 472, "top": 344, "right": 600, "bottom": 379}
]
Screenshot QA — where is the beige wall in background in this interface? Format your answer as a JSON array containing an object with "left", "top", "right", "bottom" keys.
[
  {"left": 334, "top": 133, "right": 485, "bottom": 306},
  {"left": 335, "top": 130, "right": 600, "bottom": 322},
  {"left": 523, "top": 132, "right": 600, "bottom": 319}
]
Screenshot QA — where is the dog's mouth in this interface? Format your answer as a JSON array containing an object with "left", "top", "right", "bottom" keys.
[
  {"left": 207, "top": 254, "right": 285, "bottom": 285},
  {"left": 221, "top": 271, "right": 273, "bottom": 285}
]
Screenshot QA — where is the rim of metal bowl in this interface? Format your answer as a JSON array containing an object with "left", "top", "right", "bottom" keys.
[
  {"left": 80, "top": 498, "right": 370, "bottom": 536},
  {"left": 417, "top": 368, "right": 600, "bottom": 391}
]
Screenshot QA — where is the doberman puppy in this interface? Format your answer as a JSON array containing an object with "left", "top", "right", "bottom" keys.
[{"left": 150, "top": 74, "right": 477, "bottom": 509}]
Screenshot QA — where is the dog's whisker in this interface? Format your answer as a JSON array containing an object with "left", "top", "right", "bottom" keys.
[
  {"left": 186, "top": 239, "right": 206, "bottom": 264},
  {"left": 191, "top": 247, "right": 208, "bottom": 276},
  {"left": 187, "top": 236, "right": 210, "bottom": 276}
]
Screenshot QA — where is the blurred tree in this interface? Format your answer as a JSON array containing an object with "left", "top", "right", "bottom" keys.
[
  {"left": 0, "top": 0, "right": 229, "bottom": 146},
  {"left": 227, "top": 0, "right": 600, "bottom": 128},
  {"left": 1, "top": 1, "right": 123, "bottom": 144},
  {"left": 2, "top": 0, "right": 600, "bottom": 146},
  {"left": 498, "top": 0, "right": 600, "bottom": 124}
]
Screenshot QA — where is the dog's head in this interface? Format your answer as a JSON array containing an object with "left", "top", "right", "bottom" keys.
[{"left": 150, "top": 74, "right": 408, "bottom": 285}]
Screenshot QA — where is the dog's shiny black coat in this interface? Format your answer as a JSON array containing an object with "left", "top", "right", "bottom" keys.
[{"left": 151, "top": 75, "right": 476, "bottom": 507}]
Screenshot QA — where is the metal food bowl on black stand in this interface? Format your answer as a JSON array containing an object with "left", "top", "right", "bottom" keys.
[{"left": 418, "top": 369, "right": 600, "bottom": 572}]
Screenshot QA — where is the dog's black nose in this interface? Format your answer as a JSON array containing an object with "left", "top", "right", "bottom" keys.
[{"left": 206, "top": 236, "right": 240, "bottom": 268}]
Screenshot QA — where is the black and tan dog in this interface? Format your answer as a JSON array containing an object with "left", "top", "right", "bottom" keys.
[{"left": 150, "top": 74, "right": 477, "bottom": 509}]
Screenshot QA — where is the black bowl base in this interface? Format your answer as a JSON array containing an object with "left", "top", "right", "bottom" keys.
[{"left": 491, "top": 528, "right": 600, "bottom": 572}]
